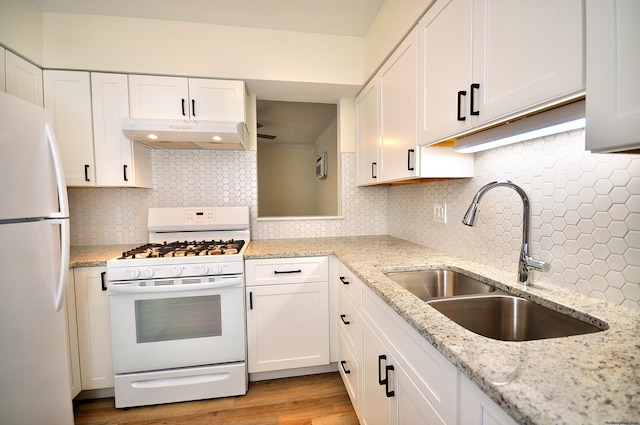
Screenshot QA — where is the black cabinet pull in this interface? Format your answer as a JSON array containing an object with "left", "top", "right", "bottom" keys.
[
  {"left": 181, "top": 98, "right": 186, "bottom": 116},
  {"left": 340, "top": 360, "right": 351, "bottom": 374},
  {"left": 385, "top": 365, "right": 395, "bottom": 397},
  {"left": 378, "top": 354, "right": 387, "bottom": 385},
  {"left": 191, "top": 99, "right": 196, "bottom": 117},
  {"left": 407, "top": 149, "right": 415, "bottom": 171},
  {"left": 457, "top": 90, "right": 467, "bottom": 121},
  {"left": 100, "top": 271, "right": 107, "bottom": 291},
  {"left": 249, "top": 291, "right": 253, "bottom": 310},
  {"left": 339, "top": 276, "right": 349, "bottom": 285},
  {"left": 274, "top": 269, "right": 302, "bottom": 274},
  {"left": 123, "top": 164, "right": 128, "bottom": 182},
  {"left": 84, "top": 164, "right": 90, "bottom": 182},
  {"left": 371, "top": 162, "right": 377, "bottom": 179},
  {"left": 470, "top": 83, "right": 480, "bottom": 116},
  {"left": 340, "top": 314, "right": 350, "bottom": 325}
]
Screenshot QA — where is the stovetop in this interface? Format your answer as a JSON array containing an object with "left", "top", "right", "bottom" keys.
[{"left": 117, "top": 239, "right": 246, "bottom": 260}]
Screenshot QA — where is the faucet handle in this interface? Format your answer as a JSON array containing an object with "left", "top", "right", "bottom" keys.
[{"left": 525, "top": 256, "right": 550, "bottom": 272}]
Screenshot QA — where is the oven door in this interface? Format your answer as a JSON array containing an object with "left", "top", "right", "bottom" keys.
[{"left": 108, "top": 276, "right": 245, "bottom": 374}]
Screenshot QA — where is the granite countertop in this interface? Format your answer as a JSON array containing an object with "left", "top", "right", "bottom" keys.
[
  {"left": 71, "top": 237, "right": 639, "bottom": 424},
  {"left": 245, "top": 236, "right": 640, "bottom": 425}
]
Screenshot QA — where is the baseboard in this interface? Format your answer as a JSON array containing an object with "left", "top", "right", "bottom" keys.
[{"left": 249, "top": 363, "right": 338, "bottom": 382}]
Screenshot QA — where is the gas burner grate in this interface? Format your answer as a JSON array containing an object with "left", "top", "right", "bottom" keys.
[{"left": 119, "top": 239, "right": 245, "bottom": 259}]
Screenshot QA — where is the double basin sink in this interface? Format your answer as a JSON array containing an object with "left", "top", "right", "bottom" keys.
[{"left": 384, "top": 269, "right": 605, "bottom": 342}]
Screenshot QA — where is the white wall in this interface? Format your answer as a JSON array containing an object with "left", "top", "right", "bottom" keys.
[{"left": 0, "top": 0, "right": 44, "bottom": 64}]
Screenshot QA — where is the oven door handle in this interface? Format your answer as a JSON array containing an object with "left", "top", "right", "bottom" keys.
[{"left": 108, "top": 277, "right": 243, "bottom": 294}]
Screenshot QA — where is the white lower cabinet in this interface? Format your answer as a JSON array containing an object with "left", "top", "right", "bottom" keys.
[
  {"left": 245, "top": 257, "right": 330, "bottom": 374},
  {"left": 336, "top": 259, "right": 517, "bottom": 425},
  {"left": 73, "top": 266, "right": 114, "bottom": 390}
]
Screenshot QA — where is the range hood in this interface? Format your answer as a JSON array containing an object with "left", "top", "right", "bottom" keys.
[{"left": 122, "top": 118, "right": 248, "bottom": 150}]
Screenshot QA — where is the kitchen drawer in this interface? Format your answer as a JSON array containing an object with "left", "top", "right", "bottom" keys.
[
  {"left": 338, "top": 290, "right": 360, "bottom": 351},
  {"left": 338, "top": 331, "right": 360, "bottom": 414},
  {"left": 337, "top": 261, "right": 360, "bottom": 304},
  {"left": 245, "top": 256, "right": 328, "bottom": 286}
]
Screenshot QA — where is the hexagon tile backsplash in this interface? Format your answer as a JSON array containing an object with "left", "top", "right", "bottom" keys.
[
  {"left": 386, "top": 128, "right": 639, "bottom": 310},
  {"left": 69, "top": 129, "right": 639, "bottom": 309}
]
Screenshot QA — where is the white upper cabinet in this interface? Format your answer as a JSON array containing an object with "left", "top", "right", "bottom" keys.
[
  {"left": 5, "top": 51, "right": 43, "bottom": 107},
  {"left": 419, "top": 0, "right": 585, "bottom": 146},
  {"left": 378, "top": 27, "right": 420, "bottom": 183},
  {"left": 43, "top": 70, "right": 95, "bottom": 187},
  {"left": 585, "top": 0, "right": 640, "bottom": 153},
  {"left": 356, "top": 79, "right": 380, "bottom": 186},
  {"left": 129, "top": 74, "right": 247, "bottom": 122},
  {"left": 91, "top": 73, "right": 152, "bottom": 187}
]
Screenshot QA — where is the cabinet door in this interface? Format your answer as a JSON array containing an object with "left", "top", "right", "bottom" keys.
[
  {"left": 585, "top": 0, "right": 640, "bottom": 153},
  {"left": 74, "top": 267, "right": 114, "bottom": 390},
  {"left": 246, "top": 282, "right": 329, "bottom": 373},
  {"left": 5, "top": 51, "right": 43, "bottom": 106},
  {"left": 361, "top": 322, "right": 396, "bottom": 425},
  {"left": 128, "top": 74, "right": 189, "bottom": 119},
  {"left": 91, "top": 72, "right": 152, "bottom": 187},
  {"left": 418, "top": 0, "right": 474, "bottom": 144},
  {"left": 0, "top": 47, "right": 6, "bottom": 92},
  {"left": 395, "top": 361, "right": 446, "bottom": 425},
  {"left": 356, "top": 80, "right": 379, "bottom": 186},
  {"left": 188, "top": 78, "right": 246, "bottom": 122},
  {"left": 472, "top": 0, "right": 584, "bottom": 126},
  {"left": 43, "top": 70, "right": 95, "bottom": 187},
  {"left": 459, "top": 373, "right": 518, "bottom": 425},
  {"left": 65, "top": 269, "right": 81, "bottom": 398},
  {"left": 378, "top": 27, "right": 419, "bottom": 182}
]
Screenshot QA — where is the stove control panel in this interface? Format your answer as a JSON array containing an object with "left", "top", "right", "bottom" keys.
[
  {"left": 184, "top": 209, "right": 215, "bottom": 224},
  {"left": 107, "top": 258, "right": 244, "bottom": 282}
]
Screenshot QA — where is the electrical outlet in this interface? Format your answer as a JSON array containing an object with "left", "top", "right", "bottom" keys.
[{"left": 433, "top": 203, "right": 447, "bottom": 224}]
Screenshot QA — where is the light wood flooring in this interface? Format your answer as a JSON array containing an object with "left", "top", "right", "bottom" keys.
[{"left": 73, "top": 372, "right": 359, "bottom": 425}]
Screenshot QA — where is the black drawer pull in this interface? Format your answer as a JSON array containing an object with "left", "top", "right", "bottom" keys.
[
  {"left": 123, "top": 164, "right": 128, "bottom": 182},
  {"left": 385, "top": 365, "right": 395, "bottom": 397},
  {"left": 371, "top": 162, "right": 377, "bottom": 179},
  {"left": 339, "top": 276, "right": 349, "bottom": 285},
  {"left": 181, "top": 98, "right": 186, "bottom": 116},
  {"left": 249, "top": 291, "right": 253, "bottom": 310},
  {"left": 191, "top": 99, "right": 196, "bottom": 117},
  {"left": 100, "top": 271, "right": 107, "bottom": 291},
  {"left": 470, "top": 83, "right": 480, "bottom": 116},
  {"left": 340, "top": 360, "right": 351, "bottom": 374},
  {"left": 274, "top": 269, "right": 302, "bottom": 274},
  {"left": 340, "top": 314, "right": 350, "bottom": 325},
  {"left": 457, "top": 90, "right": 467, "bottom": 121},
  {"left": 84, "top": 164, "right": 90, "bottom": 182},
  {"left": 407, "top": 149, "right": 415, "bottom": 171}
]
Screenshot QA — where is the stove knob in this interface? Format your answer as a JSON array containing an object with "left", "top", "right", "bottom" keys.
[
  {"left": 197, "top": 264, "right": 209, "bottom": 275},
  {"left": 172, "top": 266, "right": 183, "bottom": 277},
  {"left": 142, "top": 267, "right": 154, "bottom": 278},
  {"left": 128, "top": 268, "right": 141, "bottom": 279},
  {"left": 211, "top": 263, "right": 223, "bottom": 274}
]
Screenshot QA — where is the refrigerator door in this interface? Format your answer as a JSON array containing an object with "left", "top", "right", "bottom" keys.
[
  {"left": 0, "top": 220, "right": 74, "bottom": 425},
  {"left": 0, "top": 91, "right": 61, "bottom": 221}
]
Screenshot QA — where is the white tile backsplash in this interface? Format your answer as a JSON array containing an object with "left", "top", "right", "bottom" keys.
[
  {"left": 386, "top": 129, "right": 639, "bottom": 310},
  {"left": 68, "top": 129, "right": 639, "bottom": 309}
]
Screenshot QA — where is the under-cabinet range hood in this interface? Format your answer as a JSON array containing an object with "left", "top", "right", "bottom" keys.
[{"left": 122, "top": 118, "right": 248, "bottom": 150}]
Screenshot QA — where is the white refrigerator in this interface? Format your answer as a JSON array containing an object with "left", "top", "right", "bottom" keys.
[{"left": 0, "top": 91, "right": 74, "bottom": 424}]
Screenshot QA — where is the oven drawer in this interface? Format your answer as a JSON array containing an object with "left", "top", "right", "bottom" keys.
[{"left": 245, "top": 256, "right": 328, "bottom": 286}]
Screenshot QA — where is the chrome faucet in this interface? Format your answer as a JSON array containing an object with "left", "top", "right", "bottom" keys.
[{"left": 462, "top": 180, "right": 549, "bottom": 286}]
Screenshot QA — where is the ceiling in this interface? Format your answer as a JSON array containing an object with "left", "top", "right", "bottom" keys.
[
  {"left": 256, "top": 100, "right": 336, "bottom": 145},
  {"left": 30, "top": 0, "right": 386, "bottom": 37}
]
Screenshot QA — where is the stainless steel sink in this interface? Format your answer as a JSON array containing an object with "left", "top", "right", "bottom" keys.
[
  {"left": 428, "top": 295, "right": 605, "bottom": 341},
  {"left": 385, "top": 269, "right": 503, "bottom": 301}
]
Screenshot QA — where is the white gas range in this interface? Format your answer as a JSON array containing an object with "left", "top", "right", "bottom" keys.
[{"left": 106, "top": 206, "right": 250, "bottom": 408}]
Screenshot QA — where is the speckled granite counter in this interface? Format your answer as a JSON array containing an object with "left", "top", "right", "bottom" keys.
[
  {"left": 245, "top": 236, "right": 639, "bottom": 425},
  {"left": 70, "top": 244, "right": 141, "bottom": 267}
]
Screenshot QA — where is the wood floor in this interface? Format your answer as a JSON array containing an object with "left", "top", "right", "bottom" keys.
[{"left": 73, "top": 372, "right": 359, "bottom": 425}]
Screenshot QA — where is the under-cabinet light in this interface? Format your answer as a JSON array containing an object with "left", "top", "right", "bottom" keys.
[
  {"left": 454, "top": 100, "right": 585, "bottom": 154},
  {"left": 212, "top": 135, "right": 222, "bottom": 141},
  {"left": 147, "top": 134, "right": 158, "bottom": 140}
]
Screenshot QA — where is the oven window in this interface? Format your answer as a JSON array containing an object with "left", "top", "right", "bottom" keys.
[{"left": 135, "top": 295, "right": 222, "bottom": 343}]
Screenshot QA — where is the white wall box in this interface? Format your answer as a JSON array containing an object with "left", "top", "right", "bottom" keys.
[
  {"left": 65, "top": 269, "right": 81, "bottom": 398},
  {"left": 585, "top": 0, "right": 640, "bottom": 153},
  {"left": 245, "top": 257, "right": 330, "bottom": 374},
  {"left": 0, "top": 47, "right": 6, "bottom": 92},
  {"left": 43, "top": 70, "right": 96, "bottom": 187},
  {"left": 128, "top": 75, "right": 247, "bottom": 122},
  {"left": 73, "top": 267, "right": 114, "bottom": 390},
  {"left": 5, "top": 50, "right": 43, "bottom": 106},
  {"left": 91, "top": 73, "right": 152, "bottom": 187},
  {"left": 418, "top": 0, "right": 584, "bottom": 146}
]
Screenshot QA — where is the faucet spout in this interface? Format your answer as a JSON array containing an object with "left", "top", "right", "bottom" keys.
[{"left": 462, "top": 180, "right": 549, "bottom": 286}]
